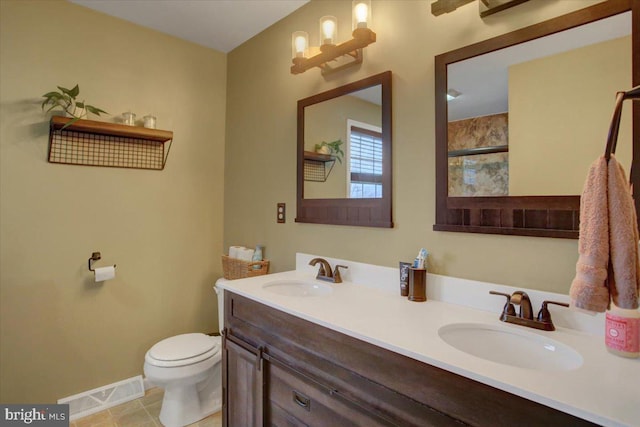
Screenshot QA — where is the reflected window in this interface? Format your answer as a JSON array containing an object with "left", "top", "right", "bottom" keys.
[{"left": 348, "top": 120, "right": 383, "bottom": 198}]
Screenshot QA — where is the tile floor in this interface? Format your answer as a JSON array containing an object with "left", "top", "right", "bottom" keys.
[{"left": 71, "top": 387, "right": 222, "bottom": 427}]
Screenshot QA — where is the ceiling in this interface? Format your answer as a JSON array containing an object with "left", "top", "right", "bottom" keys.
[{"left": 69, "top": 0, "right": 309, "bottom": 53}]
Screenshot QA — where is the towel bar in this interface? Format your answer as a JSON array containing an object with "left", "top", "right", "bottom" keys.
[{"left": 604, "top": 85, "right": 640, "bottom": 162}]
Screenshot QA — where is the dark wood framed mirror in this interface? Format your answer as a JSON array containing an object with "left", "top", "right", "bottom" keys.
[
  {"left": 296, "top": 71, "right": 393, "bottom": 227},
  {"left": 434, "top": 0, "right": 638, "bottom": 238}
]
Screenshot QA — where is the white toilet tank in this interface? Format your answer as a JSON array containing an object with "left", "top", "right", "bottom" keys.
[{"left": 214, "top": 278, "right": 227, "bottom": 334}]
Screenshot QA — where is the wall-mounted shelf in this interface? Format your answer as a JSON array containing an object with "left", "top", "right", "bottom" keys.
[
  {"left": 303, "top": 150, "right": 335, "bottom": 182},
  {"left": 448, "top": 145, "right": 509, "bottom": 158},
  {"left": 48, "top": 116, "right": 174, "bottom": 170}
]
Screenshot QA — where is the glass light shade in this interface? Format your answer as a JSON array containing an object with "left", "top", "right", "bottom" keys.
[
  {"left": 319, "top": 16, "right": 337, "bottom": 46},
  {"left": 352, "top": 0, "right": 371, "bottom": 30},
  {"left": 291, "top": 31, "right": 309, "bottom": 59}
]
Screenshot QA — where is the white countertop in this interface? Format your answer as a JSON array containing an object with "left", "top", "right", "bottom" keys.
[{"left": 217, "top": 259, "right": 639, "bottom": 427}]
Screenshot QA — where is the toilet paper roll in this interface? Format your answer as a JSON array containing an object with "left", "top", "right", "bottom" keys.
[
  {"left": 229, "top": 246, "right": 245, "bottom": 259},
  {"left": 238, "top": 248, "right": 255, "bottom": 261},
  {"left": 94, "top": 266, "right": 116, "bottom": 282}
]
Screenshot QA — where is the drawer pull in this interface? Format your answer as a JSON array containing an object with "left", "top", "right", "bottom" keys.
[{"left": 292, "top": 390, "right": 311, "bottom": 411}]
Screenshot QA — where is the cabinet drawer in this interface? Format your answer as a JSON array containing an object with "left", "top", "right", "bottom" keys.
[
  {"left": 269, "top": 401, "right": 308, "bottom": 427},
  {"left": 266, "top": 359, "right": 392, "bottom": 427},
  {"left": 265, "top": 401, "right": 309, "bottom": 427}
]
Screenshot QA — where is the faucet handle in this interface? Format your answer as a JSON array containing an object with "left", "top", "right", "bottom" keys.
[
  {"left": 536, "top": 300, "right": 569, "bottom": 330},
  {"left": 333, "top": 265, "right": 348, "bottom": 283},
  {"left": 489, "top": 291, "right": 516, "bottom": 320}
]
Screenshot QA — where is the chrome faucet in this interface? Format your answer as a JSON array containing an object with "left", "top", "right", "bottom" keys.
[
  {"left": 489, "top": 290, "right": 568, "bottom": 331},
  {"left": 308, "top": 258, "right": 348, "bottom": 283}
]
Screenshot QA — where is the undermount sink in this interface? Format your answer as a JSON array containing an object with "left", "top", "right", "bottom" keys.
[
  {"left": 438, "top": 322, "right": 583, "bottom": 371},
  {"left": 262, "top": 279, "right": 333, "bottom": 297}
]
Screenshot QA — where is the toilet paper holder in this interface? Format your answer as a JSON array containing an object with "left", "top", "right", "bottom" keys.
[{"left": 88, "top": 252, "right": 116, "bottom": 271}]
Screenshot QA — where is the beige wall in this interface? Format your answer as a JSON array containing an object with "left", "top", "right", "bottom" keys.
[
  {"left": 224, "top": 1, "right": 610, "bottom": 288},
  {"left": 0, "top": 0, "right": 226, "bottom": 403},
  {"left": 509, "top": 35, "right": 632, "bottom": 195},
  {"left": 305, "top": 94, "right": 381, "bottom": 198}
]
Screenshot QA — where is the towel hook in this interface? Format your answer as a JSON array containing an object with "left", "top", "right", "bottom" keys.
[{"left": 604, "top": 85, "right": 640, "bottom": 162}]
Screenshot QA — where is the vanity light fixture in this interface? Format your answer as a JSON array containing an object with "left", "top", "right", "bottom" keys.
[
  {"left": 291, "top": 0, "right": 376, "bottom": 76},
  {"left": 447, "top": 88, "right": 461, "bottom": 101}
]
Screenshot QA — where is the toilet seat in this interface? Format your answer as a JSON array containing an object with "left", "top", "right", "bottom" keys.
[{"left": 146, "top": 333, "right": 220, "bottom": 368}]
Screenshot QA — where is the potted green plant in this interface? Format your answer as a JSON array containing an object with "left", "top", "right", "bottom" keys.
[
  {"left": 41, "top": 84, "right": 107, "bottom": 127},
  {"left": 314, "top": 139, "right": 344, "bottom": 163}
]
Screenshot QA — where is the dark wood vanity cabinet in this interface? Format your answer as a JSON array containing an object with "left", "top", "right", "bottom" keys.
[{"left": 222, "top": 292, "right": 597, "bottom": 427}]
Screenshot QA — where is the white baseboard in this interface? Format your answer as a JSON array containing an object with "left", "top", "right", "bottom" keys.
[{"left": 58, "top": 375, "right": 144, "bottom": 421}]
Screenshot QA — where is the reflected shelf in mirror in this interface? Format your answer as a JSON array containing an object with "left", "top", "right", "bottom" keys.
[{"left": 303, "top": 151, "right": 336, "bottom": 183}]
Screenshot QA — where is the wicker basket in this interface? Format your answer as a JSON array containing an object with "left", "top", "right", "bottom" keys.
[{"left": 222, "top": 255, "right": 269, "bottom": 280}]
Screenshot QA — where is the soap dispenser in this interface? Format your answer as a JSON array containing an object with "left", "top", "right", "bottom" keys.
[{"left": 251, "top": 245, "right": 264, "bottom": 270}]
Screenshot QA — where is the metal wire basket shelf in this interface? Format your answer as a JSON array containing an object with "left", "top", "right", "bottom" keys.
[
  {"left": 303, "top": 151, "right": 336, "bottom": 182},
  {"left": 48, "top": 116, "right": 173, "bottom": 170}
]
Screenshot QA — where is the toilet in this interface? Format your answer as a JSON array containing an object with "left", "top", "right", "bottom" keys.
[{"left": 143, "top": 279, "right": 227, "bottom": 427}]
